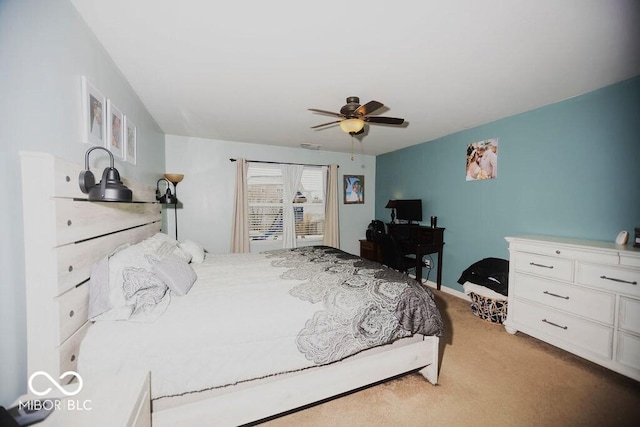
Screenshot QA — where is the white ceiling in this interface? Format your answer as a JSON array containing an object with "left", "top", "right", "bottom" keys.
[{"left": 70, "top": 0, "right": 640, "bottom": 155}]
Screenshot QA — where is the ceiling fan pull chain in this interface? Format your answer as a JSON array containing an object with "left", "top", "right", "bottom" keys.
[{"left": 351, "top": 135, "right": 355, "bottom": 161}]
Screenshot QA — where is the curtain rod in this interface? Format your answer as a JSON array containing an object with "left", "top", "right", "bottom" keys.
[{"left": 229, "top": 158, "right": 338, "bottom": 168}]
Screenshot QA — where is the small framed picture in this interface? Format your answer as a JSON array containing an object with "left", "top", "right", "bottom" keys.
[
  {"left": 106, "top": 99, "right": 124, "bottom": 159},
  {"left": 124, "top": 116, "right": 137, "bottom": 165},
  {"left": 344, "top": 175, "right": 365, "bottom": 204},
  {"left": 466, "top": 138, "right": 498, "bottom": 181},
  {"left": 81, "top": 76, "right": 106, "bottom": 146}
]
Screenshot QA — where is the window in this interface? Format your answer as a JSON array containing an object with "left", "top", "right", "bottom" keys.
[{"left": 247, "top": 163, "right": 325, "bottom": 243}]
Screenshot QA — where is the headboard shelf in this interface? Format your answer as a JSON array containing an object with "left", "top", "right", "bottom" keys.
[
  {"left": 54, "top": 198, "right": 161, "bottom": 246},
  {"left": 20, "top": 151, "right": 162, "bottom": 378}
]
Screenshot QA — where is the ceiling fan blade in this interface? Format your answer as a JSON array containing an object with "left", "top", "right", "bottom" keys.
[
  {"left": 308, "top": 108, "right": 344, "bottom": 118},
  {"left": 354, "top": 100, "right": 383, "bottom": 116},
  {"left": 311, "top": 120, "right": 342, "bottom": 129},
  {"left": 365, "top": 116, "right": 405, "bottom": 125}
]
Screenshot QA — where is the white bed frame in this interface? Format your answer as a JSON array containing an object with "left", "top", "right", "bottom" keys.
[{"left": 20, "top": 151, "right": 439, "bottom": 427}]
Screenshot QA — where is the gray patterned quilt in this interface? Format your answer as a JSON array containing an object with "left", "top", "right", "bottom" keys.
[{"left": 266, "top": 245, "right": 444, "bottom": 365}]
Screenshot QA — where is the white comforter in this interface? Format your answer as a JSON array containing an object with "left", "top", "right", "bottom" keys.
[
  {"left": 79, "top": 252, "right": 315, "bottom": 400},
  {"left": 78, "top": 247, "right": 443, "bottom": 401}
]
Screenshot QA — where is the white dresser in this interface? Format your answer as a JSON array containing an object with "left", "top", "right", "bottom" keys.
[{"left": 504, "top": 235, "right": 640, "bottom": 381}]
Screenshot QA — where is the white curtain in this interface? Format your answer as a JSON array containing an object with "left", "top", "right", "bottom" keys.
[
  {"left": 231, "top": 158, "right": 250, "bottom": 253},
  {"left": 323, "top": 164, "right": 340, "bottom": 248},
  {"left": 281, "top": 164, "right": 304, "bottom": 248}
]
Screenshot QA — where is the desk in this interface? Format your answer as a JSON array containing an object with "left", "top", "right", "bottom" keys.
[
  {"left": 387, "top": 224, "right": 445, "bottom": 290},
  {"left": 359, "top": 239, "right": 383, "bottom": 264}
]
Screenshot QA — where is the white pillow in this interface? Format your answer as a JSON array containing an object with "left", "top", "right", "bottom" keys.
[
  {"left": 171, "top": 245, "right": 193, "bottom": 263},
  {"left": 139, "top": 232, "right": 179, "bottom": 254},
  {"left": 138, "top": 232, "right": 192, "bottom": 263},
  {"left": 152, "top": 254, "right": 197, "bottom": 296},
  {"left": 90, "top": 240, "right": 172, "bottom": 322},
  {"left": 151, "top": 232, "right": 179, "bottom": 245},
  {"left": 180, "top": 240, "right": 205, "bottom": 263},
  {"left": 88, "top": 255, "right": 112, "bottom": 319}
]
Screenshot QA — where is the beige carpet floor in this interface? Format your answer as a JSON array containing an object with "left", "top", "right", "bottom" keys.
[{"left": 257, "top": 290, "right": 640, "bottom": 427}]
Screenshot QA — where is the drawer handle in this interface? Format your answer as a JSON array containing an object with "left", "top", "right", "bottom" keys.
[
  {"left": 542, "top": 319, "right": 568, "bottom": 330},
  {"left": 543, "top": 291, "right": 569, "bottom": 300},
  {"left": 599, "top": 275, "right": 638, "bottom": 285},
  {"left": 530, "top": 262, "right": 554, "bottom": 269}
]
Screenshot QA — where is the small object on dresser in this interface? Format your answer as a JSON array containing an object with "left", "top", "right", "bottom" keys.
[
  {"left": 615, "top": 230, "right": 629, "bottom": 245},
  {"left": 430, "top": 216, "right": 437, "bottom": 228},
  {"left": 635, "top": 228, "right": 640, "bottom": 248}
]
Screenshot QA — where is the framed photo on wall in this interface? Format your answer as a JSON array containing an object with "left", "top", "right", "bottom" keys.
[
  {"left": 106, "top": 99, "right": 124, "bottom": 159},
  {"left": 124, "top": 116, "right": 137, "bottom": 165},
  {"left": 344, "top": 175, "right": 364, "bottom": 204},
  {"left": 81, "top": 76, "right": 106, "bottom": 146},
  {"left": 466, "top": 137, "right": 498, "bottom": 181}
]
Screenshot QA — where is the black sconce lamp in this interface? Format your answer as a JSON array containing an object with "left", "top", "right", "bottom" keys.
[
  {"left": 156, "top": 173, "right": 184, "bottom": 240},
  {"left": 156, "top": 178, "right": 177, "bottom": 205},
  {"left": 385, "top": 199, "right": 397, "bottom": 223},
  {"left": 79, "top": 146, "right": 133, "bottom": 202}
]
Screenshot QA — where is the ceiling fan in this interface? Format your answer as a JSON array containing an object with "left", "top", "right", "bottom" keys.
[{"left": 309, "top": 96, "right": 405, "bottom": 135}]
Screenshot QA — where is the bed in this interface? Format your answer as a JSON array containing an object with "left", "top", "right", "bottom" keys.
[{"left": 20, "top": 151, "right": 443, "bottom": 426}]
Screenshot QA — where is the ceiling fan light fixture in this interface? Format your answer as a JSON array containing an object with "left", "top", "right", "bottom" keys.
[{"left": 340, "top": 118, "right": 365, "bottom": 134}]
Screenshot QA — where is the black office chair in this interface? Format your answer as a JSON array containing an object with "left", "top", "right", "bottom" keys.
[{"left": 376, "top": 233, "right": 419, "bottom": 274}]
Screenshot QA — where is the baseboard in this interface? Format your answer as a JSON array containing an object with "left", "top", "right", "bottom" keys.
[
  {"left": 422, "top": 280, "right": 470, "bottom": 301},
  {"left": 405, "top": 272, "right": 470, "bottom": 302}
]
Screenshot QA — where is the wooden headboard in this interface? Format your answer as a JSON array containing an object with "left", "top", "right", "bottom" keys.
[{"left": 20, "top": 151, "right": 162, "bottom": 380}]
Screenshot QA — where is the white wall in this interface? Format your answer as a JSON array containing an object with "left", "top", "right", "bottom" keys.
[
  {"left": 165, "top": 135, "right": 376, "bottom": 256},
  {"left": 0, "top": 0, "right": 165, "bottom": 405}
]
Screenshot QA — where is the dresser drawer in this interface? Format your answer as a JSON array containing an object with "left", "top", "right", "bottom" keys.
[
  {"left": 577, "top": 262, "right": 640, "bottom": 297},
  {"left": 510, "top": 299, "right": 613, "bottom": 359},
  {"left": 514, "top": 252, "right": 574, "bottom": 282},
  {"left": 512, "top": 273, "right": 614, "bottom": 325},
  {"left": 620, "top": 253, "right": 640, "bottom": 268},
  {"left": 510, "top": 240, "right": 619, "bottom": 265},
  {"left": 617, "top": 332, "right": 640, "bottom": 372},
  {"left": 619, "top": 297, "right": 640, "bottom": 335}
]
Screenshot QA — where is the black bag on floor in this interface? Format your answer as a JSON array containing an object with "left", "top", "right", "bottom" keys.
[{"left": 457, "top": 257, "right": 509, "bottom": 296}]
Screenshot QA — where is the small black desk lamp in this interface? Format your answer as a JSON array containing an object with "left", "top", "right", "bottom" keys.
[{"left": 385, "top": 199, "right": 397, "bottom": 223}]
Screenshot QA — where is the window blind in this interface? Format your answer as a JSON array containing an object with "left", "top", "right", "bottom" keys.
[{"left": 247, "top": 163, "right": 325, "bottom": 242}]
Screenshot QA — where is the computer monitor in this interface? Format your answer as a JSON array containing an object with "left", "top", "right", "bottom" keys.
[{"left": 395, "top": 199, "right": 422, "bottom": 223}]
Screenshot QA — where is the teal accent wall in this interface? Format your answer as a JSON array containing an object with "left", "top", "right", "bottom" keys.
[{"left": 376, "top": 76, "right": 640, "bottom": 292}]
